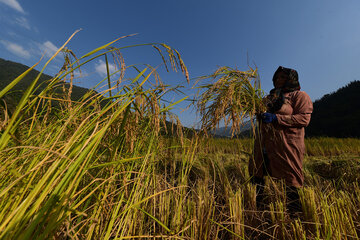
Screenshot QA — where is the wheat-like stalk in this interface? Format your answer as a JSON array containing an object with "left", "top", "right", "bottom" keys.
[{"left": 195, "top": 66, "right": 266, "bottom": 136}]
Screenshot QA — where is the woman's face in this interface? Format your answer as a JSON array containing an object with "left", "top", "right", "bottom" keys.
[{"left": 274, "top": 71, "right": 288, "bottom": 88}]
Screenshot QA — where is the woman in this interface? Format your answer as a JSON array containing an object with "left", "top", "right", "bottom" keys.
[{"left": 248, "top": 66, "right": 313, "bottom": 214}]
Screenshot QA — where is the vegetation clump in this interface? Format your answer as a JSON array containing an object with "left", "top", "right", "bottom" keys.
[{"left": 194, "top": 66, "right": 265, "bottom": 136}]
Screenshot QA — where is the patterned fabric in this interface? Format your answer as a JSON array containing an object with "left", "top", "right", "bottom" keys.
[{"left": 267, "top": 66, "right": 301, "bottom": 113}]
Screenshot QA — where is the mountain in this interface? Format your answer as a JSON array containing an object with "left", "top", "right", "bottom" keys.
[
  {"left": 306, "top": 80, "right": 360, "bottom": 137},
  {"left": 0, "top": 58, "right": 92, "bottom": 104},
  {"left": 211, "top": 120, "right": 253, "bottom": 138},
  {"left": 0, "top": 58, "right": 198, "bottom": 138}
]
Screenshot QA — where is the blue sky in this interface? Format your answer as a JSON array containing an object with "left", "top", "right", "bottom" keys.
[{"left": 1, "top": 0, "right": 360, "bottom": 127}]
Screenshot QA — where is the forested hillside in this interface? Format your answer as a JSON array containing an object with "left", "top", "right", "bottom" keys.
[
  {"left": 306, "top": 80, "right": 360, "bottom": 137},
  {"left": 0, "top": 58, "right": 91, "bottom": 103}
]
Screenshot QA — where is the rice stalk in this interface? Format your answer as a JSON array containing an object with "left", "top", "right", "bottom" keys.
[
  {"left": 194, "top": 66, "right": 265, "bottom": 136},
  {"left": 0, "top": 32, "right": 189, "bottom": 240}
]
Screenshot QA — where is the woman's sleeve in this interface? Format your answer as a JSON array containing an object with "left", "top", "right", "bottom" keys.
[{"left": 276, "top": 91, "right": 313, "bottom": 127}]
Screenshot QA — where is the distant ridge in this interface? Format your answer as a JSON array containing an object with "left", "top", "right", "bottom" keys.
[
  {"left": 0, "top": 58, "right": 197, "bottom": 137},
  {"left": 306, "top": 80, "right": 360, "bottom": 138},
  {"left": 0, "top": 58, "right": 91, "bottom": 103},
  {"left": 210, "top": 120, "right": 253, "bottom": 138}
]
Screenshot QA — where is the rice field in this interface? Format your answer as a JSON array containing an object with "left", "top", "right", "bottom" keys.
[{"left": 1, "top": 34, "right": 360, "bottom": 239}]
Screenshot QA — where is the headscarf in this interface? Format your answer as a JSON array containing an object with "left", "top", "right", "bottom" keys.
[{"left": 267, "top": 66, "right": 301, "bottom": 113}]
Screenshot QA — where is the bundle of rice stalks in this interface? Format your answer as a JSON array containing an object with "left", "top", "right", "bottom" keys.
[
  {"left": 0, "top": 32, "right": 193, "bottom": 239},
  {"left": 195, "top": 66, "right": 266, "bottom": 136}
]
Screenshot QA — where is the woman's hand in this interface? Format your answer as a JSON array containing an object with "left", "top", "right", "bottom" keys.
[{"left": 262, "top": 112, "right": 277, "bottom": 123}]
